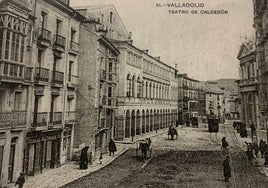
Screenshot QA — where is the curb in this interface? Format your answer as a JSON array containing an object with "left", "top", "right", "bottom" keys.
[{"left": 57, "top": 148, "right": 129, "bottom": 188}]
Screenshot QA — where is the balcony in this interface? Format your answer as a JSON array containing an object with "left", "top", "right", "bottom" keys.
[
  {"left": 67, "top": 75, "right": 78, "bottom": 88},
  {"left": 0, "top": 111, "right": 12, "bottom": 129},
  {"left": 38, "top": 28, "right": 52, "bottom": 47},
  {"left": 50, "top": 112, "right": 62, "bottom": 125},
  {"left": 0, "top": 61, "right": 25, "bottom": 84},
  {"left": 51, "top": 71, "right": 64, "bottom": 85},
  {"left": 239, "top": 77, "right": 259, "bottom": 89},
  {"left": 35, "top": 67, "right": 49, "bottom": 83},
  {"left": 69, "top": 41, "right": 79, "bottom": 55},
  {"left": 32, "top": 112, "right": 48, "bottom": 129},
  {"left": 12, "top": 110, "right": 27, "bottom": 129},
  {"left": 54, "top": 34, "right": 66, "bottom": 52},
  {"left": 65, "top": 111, "right": 78, "bottom": 124}
]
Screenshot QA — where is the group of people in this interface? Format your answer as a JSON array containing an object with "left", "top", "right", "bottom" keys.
[
  {"left": 245, "top": 139, "right": 268, "bottom": 166},
  {"left": 79, "top": 139, "right": 117, "bottom": 169},
  {"left": 233, "top": 121, "right": 248, "bottom": 138},
  {"left": 221, "top": 136, "right": 268, "bottom": 182}
]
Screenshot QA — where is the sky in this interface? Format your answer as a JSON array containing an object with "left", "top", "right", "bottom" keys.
[{"left": 70, "top": 0, "right": 253, "bottom": 81}]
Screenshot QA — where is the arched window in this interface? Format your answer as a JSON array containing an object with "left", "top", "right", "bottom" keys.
[
  {"left": 125, "top": 110, "right": 130, "bottom": 138},
  {"left": 149, "top": 83, "right": 152, "bottom": 98},
  {"left": 132, "top": 76, "right": 135, "bottom": 97},
  {"left": 145, "top": 82, "right": 148, "bottom": 98},
  {"left": 126, "top": 74, "right": 131, "bottom": 97},
  {"left": 153, "top": 83, "right": 155, "bottom": 99},
  {"left": 131, "top": 110, "right": 135, "bottom": 137},
  {"left": 142, "top": 110, "right": 145, "bottom": 133},
  {"left": 137, "top": 77, "right": 142, "bottom": 98}
]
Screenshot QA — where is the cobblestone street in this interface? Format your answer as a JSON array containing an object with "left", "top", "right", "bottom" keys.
[{"left": 62, "top": 124, "right": 268, "bottom": 188}]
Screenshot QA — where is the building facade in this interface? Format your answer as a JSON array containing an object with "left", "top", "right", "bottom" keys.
[
  {"left": 76, "top": 5, "right": 178, "bottom": 142},
  {"left": 0, "top": 0, "right": 32, "bottom": 186},
  {"left": 237, "top": 40, "right": 259, "bottom": 127},
  {"left": 177, "top": 74, "right": 199, "bottom": 125},
  {"left": 23, "top": 0, "right": 83, "bottom": 177}
]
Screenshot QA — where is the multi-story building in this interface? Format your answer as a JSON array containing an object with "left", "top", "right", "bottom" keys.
[
  {"left": 72, "top": 15, "right": 120, "bottom": 159},
  {"left": 237, "top": 40, "right": 259, "bottom": 127},
  {"left": 224, "top": 93, "right": 240, "bottom": 120},
  {"left": 205, "top": 91, "right": 224, "bottom": 118},
  {"left": 177, "top": 74, "right": 199, "bottom": 125},
  {"left": 22, "top": 0, "right": 82, "bottom": 178},
  {"left": 76, "top": 5, "right": 178, "bottom": 142},
  {"left": 0, "top": 0, "right": 33, "bottom": 186},
  {"left": 253, "top": 0, "right": 268, "bottom": 132}
]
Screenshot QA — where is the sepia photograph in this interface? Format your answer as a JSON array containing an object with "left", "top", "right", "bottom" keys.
[{"left": 0, "top": 0, "right": 268, "bottom": 187}]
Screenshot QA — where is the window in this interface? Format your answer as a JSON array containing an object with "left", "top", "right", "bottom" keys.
[
  {"left": 132, "top": 76, "right": 135, "bottom": 97},
  {"left": 5, "top": 30, "right": 10, "bottom": 59},
  {"left": 14, "top": 92, "right": 21, "bottom": 111},
  {"left": 137, "top": 77, "right": 142, "bottom": 98},
  {"left": 0, "top": 29, "right": 3, "bottom": 59},
  {"left": 101, "top": 14, "right": 104, "bottom": 22},
  {"left": 68, "top": 61, "right": 73, "bottom": 81},
  {"left": 56, "top": 19, "right": 62, "bottom": 35},
  {"left": 71, "top": 28, "right": 76, "bottom": 42},
  {"left": 37, "top": 49, "right": 43, "bottom": 64},
  {"left": 127, "top": 74, "right": 131, "bottom": 97},
  {"left": 41, "top": 11, "right": 48, "bottom": 29}
]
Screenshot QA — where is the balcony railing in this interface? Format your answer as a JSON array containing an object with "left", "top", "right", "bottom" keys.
[
  {"left": 32, "top": 112, "right": 48, "bottom": 127},
  {"left": 0, "top": 61, "right": 24, "bottom": 82},
  {"left": 54, "top": 34, "right": 66, "bottom": 49},
  {"left": 50, "top": 112, "right": 62, "bottom": 125},
  {"left": 35, "top": 67, "right": 49, "bottom": 82},
  {"left": 70, "top": 41, "right": 79, "bottom": 53},
  {"left": 65, "top": 111, "right": 77, "bottom": 123},
  {"left": 38, "top": 28, "right": 52, "bottom": 43},
  {"left": 51, "top": 71, "right": 64, "bottom": 85},
  {"left": 240, "top": 77, "right": 258, "bottom": 85},
  {"left": 0, "top": 111, "right": 12, "bottom": 128},
  {"left": 67, "top": 75, "right": 78, "bottom": 87},
  {"left": 12, "top": 110, "right": 27, "bottom": 128}
]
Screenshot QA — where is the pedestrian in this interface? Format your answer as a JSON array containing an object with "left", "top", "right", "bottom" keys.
[
  {"left": 221, "top": 137, "right": 229, "bottom": 150},
  {"left": 223, "top": 156, "right": 231, "bottom": 182},
  {"left": 108, "top": 139, "right": 117, "bottom": 156},
  {"left": 264, "top": 145, "right": 268, "bottom": 167},
  {"left": 79, "top": 146, "right": 89, "bottom": 170},
  {"left": 99, "top": 153, "right": 103, "bottom": 164},
  {"left": 252, "top": 142, "right": 259, "bottom": 158},
  {"left": 259, "top": 139, "right": 266, "bottom": 158},
  {"left": 15, "top": 172, "right": 25, "bottom": 188},
  {"left": 246, "top": 143, "right": 254, "bottom": 165},
  {"left": 250, "top": 123, "right": 256, "bottom": 139}
]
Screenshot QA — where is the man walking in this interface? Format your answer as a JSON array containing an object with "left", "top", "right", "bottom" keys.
[
  {"left": 223, "top": 156, "right": 231, "bottom": 182},
  {"left": 15, "top": 172, "right": 25, "bottom": 188}
]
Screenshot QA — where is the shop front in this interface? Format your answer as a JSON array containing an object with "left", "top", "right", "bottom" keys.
[{"left": 24, "top": 129, "right": 62, "bottom": 176}]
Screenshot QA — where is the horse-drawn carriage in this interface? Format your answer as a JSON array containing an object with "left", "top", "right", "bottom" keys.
[
  {"left": 136, "top": 138, "right": 152, "bottom": 160},
  {"left": 207, "top": 115, "right": 219, "bottom": 132},
  {"left": 168, "top": 126, "right": 178, "bottom": 140}
]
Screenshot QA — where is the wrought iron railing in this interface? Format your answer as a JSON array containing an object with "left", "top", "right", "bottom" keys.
[
  {"left": 51, "top": 70, "right": 64, "bottom": 85},
  {"left": 35, "top": 67, "right": 49, "bottom": 82},
  {"left": 32, "top": 112, "right": 48, "bottom": 127},
  {"left": 55, "top": 34, "right": 66, "bottom": 49},
  {"left": 38, "top": 28, "right": 52, "bottom": 43}
]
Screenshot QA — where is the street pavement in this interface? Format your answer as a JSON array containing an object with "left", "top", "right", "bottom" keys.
[
  {"left": 7, "top": 128, "right": 168, "bottom": 188},
  {"left": 7, "top": 124, "right": 268, "bottom": 188}
]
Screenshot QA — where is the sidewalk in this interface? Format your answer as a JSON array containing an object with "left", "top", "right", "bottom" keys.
[
  {"left": 7, "top": 129, "right": 168, "bottom": 188},
  {"left": 230, "top": 127, "right": 268, "bottom": 177}
]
